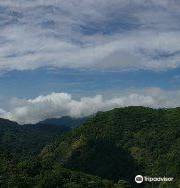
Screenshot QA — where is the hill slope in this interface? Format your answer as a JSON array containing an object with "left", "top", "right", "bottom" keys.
[
  {"left": 0, "top": 118, "right": 70, "bottom": 159},
  {"left": 41, "top": 106, "right": 180, "bottom": 187},
  {"left": 39, "top": 116, "right": 87, "bottom": 128},
  {"left": 0, "top": 118, "right": 125, "bottom": 188},
  {"left": 0, "top": 107, "right": 179, "bottom": 187},
  {"left": 0, "top": 150, "right": 129, "bottom": 188}
]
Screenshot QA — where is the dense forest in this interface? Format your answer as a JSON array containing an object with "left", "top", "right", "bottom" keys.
[
  {"left": 0, "top": 118, "right": 70, "bottom": 159},
  {"left": 0, "top": 107, "right": 179, "bottom": 187}
]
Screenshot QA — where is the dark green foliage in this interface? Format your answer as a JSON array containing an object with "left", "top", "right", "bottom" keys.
[
  {"left": 36, "top": 165, "right": 114, "bottom": 188},
  {"left": 39, "top": 116, "right": 88, "bottom": 128},
  {"left": 64, "top": 139, "right": 136, "bottom": 182},
  {"left": 0, "top": 154, "right": 116, "bottom": 188},
  {"left": 41, "top": 107, "right": 180, "bottom": 187},
  {"left": 0, "top": 118, "right": 69, "bottom": 159},
  {"left": 0, "top": 107, "right": 180, "bottom": 187}
]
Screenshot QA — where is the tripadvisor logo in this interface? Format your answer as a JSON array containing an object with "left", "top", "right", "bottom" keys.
[
  {"left": 135, "top": 175, "right": 174, "bottom": 184},
  {"left": 135, "top": 175, "right": 143, "bottom": 184}
]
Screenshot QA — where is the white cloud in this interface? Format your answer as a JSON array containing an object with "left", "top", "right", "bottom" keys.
[
  {"left": 0, "top": 27, "right": 180, "bottom": 71},
  {"left": 0, "top": 108, "right": 6, "bottom": 116},
  {"left": 0, "top": 0, "right": 180, "bottom": 72},
  {"left": 1, "top": 88, "right": 180, "bottom": 124}
]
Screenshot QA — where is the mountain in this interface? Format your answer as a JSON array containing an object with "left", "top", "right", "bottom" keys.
[
  {"left": 0, "top": 107, "right": 179, "bottom": 187},
  {"left": 0, "top": 118, "right": 70, "bottom": 159},
  {"left": 40, "top": 106, "right": 180, "bottom": 187},
  {"left": 0, "top": 118, "right": 122, "bottom": 188},
  {"left": 39, "top": 116, "right": 88, "bottom": 128},
  {"left": 0, "top": 150, "right": 125, "bottom": 188},
  {"left": 0, "top": 146, "right": 130, "bottom": 188}
]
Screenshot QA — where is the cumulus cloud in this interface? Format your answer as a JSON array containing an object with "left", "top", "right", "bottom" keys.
[
  {"left": 1, "top": 88, "right": 180, "bottom": 124},
  {"left": 0, "top": 0, "right": 180, "bottom": 72}
]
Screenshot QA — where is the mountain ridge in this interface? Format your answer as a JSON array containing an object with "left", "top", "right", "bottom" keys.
[
  {"left": 0, "top": 106, "right": 179, "bottom": 187},
  {"left": 40, "top": 106, "right": 180, "bottom": 187}
]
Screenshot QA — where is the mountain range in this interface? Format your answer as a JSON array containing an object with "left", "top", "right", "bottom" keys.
[{"left": 0, "top": 107, "right": 179, "bottom": 187}]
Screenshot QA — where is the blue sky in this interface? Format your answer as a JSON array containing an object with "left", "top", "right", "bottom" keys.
[
  {"left": 0, "top": 0, "right": 180, "bottom": 123},
  {"left": 1, "top": 68, "right": 180, "bottom": 99}
]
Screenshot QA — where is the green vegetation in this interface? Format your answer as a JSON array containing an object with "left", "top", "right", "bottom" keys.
[
  {"left": 41, "top": 107, "right": 180, "bottom": 187},
  {"left": 0, "top": 107, "right": 179, "bottom": 187},
  {"left": 0, "top": 118, "right": 69, "bottom": 159},
  {"left": 0, "top": 154, "right": 117, "bottom": 188},
  {"left": 39, "top": 116, "right": 87, "bottom": 128}
]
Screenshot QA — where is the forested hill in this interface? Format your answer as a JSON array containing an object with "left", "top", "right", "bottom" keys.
[
  {"left": 39, "top": 116, "right": 87, "bottom": 128},
  {"left": 0, "top": 116, "right": 88, "bottom": 158},
  {"left": 0, "top": 118, "right": 70, "bottom": 159},
  {"left": 41, "top": 106, "right": 180, "bottom": 187},
  {"left": 0, "top": 107, "right": 179, "bottom": 187}
]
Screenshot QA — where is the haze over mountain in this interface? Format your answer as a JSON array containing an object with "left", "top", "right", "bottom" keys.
[{"left": 39, "top": 116, "right": 87, "bottom": 128}]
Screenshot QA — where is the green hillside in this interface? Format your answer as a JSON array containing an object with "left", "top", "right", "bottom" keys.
[
  {"left": 39, "top": 116, "right": 87, "bottom": 128},
  {"left": 41, "top": 107, "right": 180, "bottom": 187},
  {"left": 0, "top": 118, "right": 70, "bottom": 159},
  {"left": 0, "top": 151, "right": 128, "bottom": 188},
  {"left": 0, "top": 107, "right": 179, "bottom": 187}
]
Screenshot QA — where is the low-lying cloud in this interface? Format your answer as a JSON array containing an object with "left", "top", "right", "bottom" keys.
[{"left": 1, "top": 88, "right": 180, "bottom": 124}]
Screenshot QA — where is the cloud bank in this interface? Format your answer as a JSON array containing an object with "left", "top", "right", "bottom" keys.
[
  {"left": 1, "top": 88, "right": 180, "bottom": 124},
  {"left": 0, "top": 0, "right": 180, "bottom": 72}
]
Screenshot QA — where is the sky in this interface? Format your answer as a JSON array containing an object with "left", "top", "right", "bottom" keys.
[{"left": 0, "top": 0, "right": 180, "bottom": 124}]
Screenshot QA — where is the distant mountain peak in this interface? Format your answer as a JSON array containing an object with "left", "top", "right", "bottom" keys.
[{"left": 39, "top": 116, "right": 88, "bottom": 128}]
